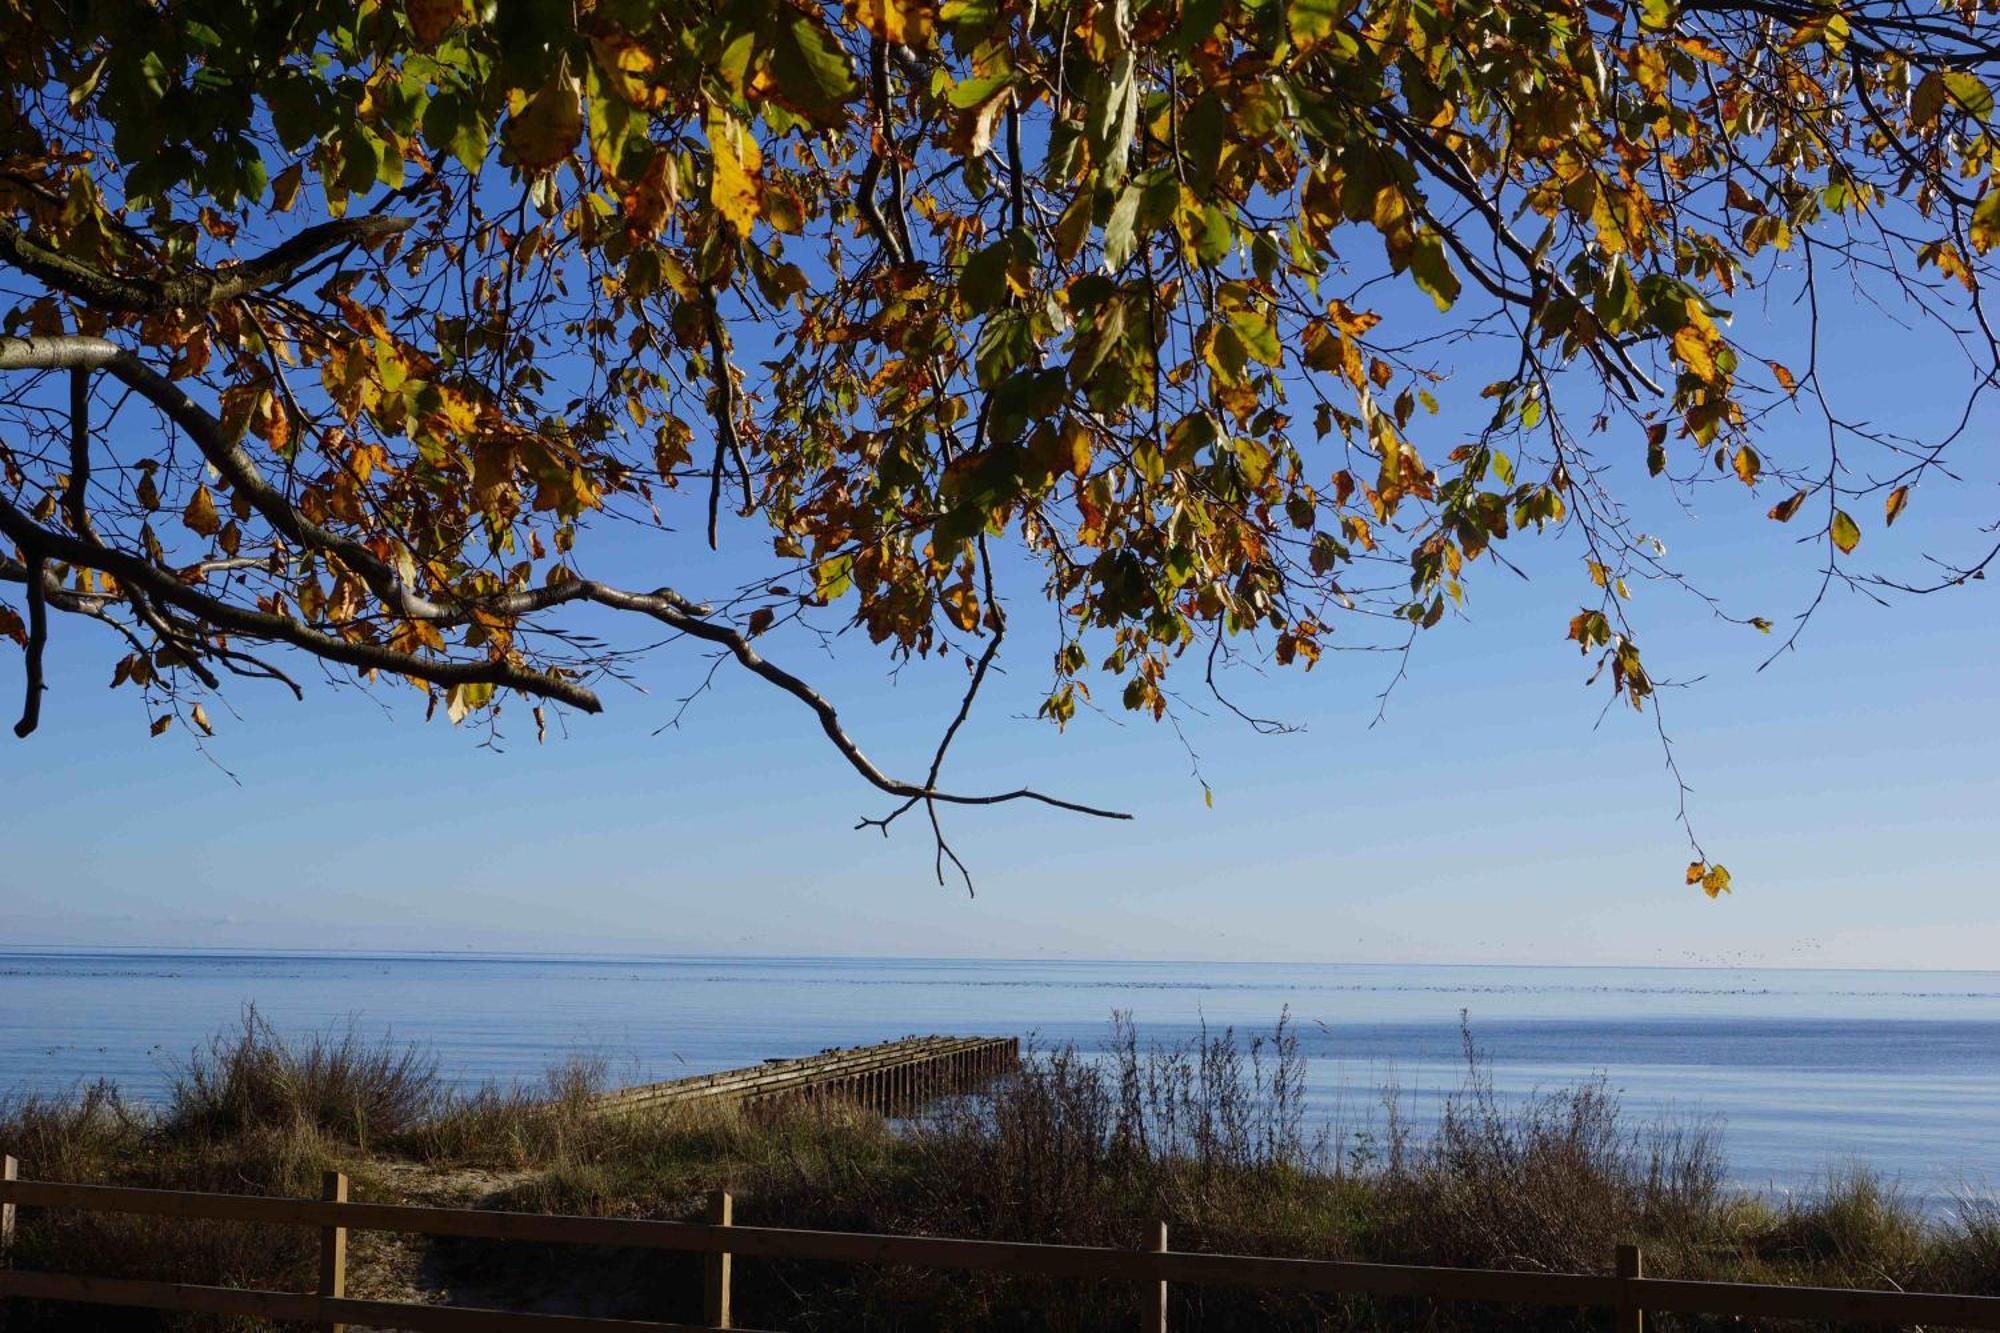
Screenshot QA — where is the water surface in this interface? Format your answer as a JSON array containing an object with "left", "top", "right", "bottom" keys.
[{"left": 2, "top": 951, "right": 1994, "bottom": 1202}]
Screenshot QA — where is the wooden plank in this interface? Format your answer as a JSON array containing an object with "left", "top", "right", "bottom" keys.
[
  {"left": 600, "top": 1036, "right": 988, "bottom": 1098},
  {"left": 0, "top": 1271, "right": 761, "bottom": 1332},
  {"left": 598, "top": 1038, "right": 1001, "bottom": 1112},
  {"left": 323, "top": 1295, "right": 747, "bottom": 1332},
  {"left": 705, "top": 1189, "right": 732, "bottom": 1330},
  {"left": 1142, "top": 1220, "right": 1167, "bottom": 1332},
  {"left": 0, "top": 1270, "right": 320, "bottom": 1322},
  {"left": 1615, "top": 1243, "right": 1642, "bottom": 1333},
  {"left": 320, "top": 1171, "right": 348, "bottom": 1333},
  {"left": 1, "top": 1154, "right": 15, "bottom": 1252},
  {"left": 1634, "top": 1276, "right": 2000, "bottom": 1329}
]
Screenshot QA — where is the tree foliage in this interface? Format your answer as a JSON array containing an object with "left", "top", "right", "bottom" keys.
[{"left": 1, "top": 0, "right": 1996, "bottom": 886}]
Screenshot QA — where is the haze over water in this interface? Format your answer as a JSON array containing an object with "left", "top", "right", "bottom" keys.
[{"left": 4, "top": 950, "right": 1995, "bottom": 1205}]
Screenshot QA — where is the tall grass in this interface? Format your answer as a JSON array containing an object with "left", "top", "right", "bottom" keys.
[{"left": 165, "top": 1005, "right": 440, "bottom": 1144}]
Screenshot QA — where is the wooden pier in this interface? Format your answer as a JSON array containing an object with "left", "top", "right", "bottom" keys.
[{"left": 591, "top": 1035, "right": 1019, "bottom": 1118}]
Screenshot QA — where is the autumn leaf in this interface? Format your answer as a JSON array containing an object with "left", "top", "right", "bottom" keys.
[
  {"left": 405, "top": 0, "right": 463, "bottom": 45},
  {"left": 1831, "top": 509, "right": 1861, "bottom": 554},
  {"left": 1732, "top": 445, "right": 1759, "bottom": 486},
  {"left": 1686, "top": 860, "right": 1705, "bottom": 885},
  {"left": 854, "top": 0, "right": 935, "bottom": 48},
  {"left": 1767, "top": 490, "right": 1808, "bottom": 522},
  {"left": 1885, "top": 485, "right": 1910, "bottom": 526},
  {"left": 149, "top": 716, "right": 172, "bottom": 737},
  {"left": 502, "top": 70, "right": 583, "bottom": 174},
  {"left": 270, "top": 162, "right": 303, "bottom": 212},
  {"left": 191, "top": 703, "right": 214, "bottom": 736},
  {"left": 1672, "top": 325, "right": 1716, "bottom": 381},
  {"left": 1701, "top": 863, "right": 1732, "bottom": 898},
  {"left": 184, "top": 485, "right": 221, "bottom": 538},
  {"left": 707, "top": 113, "right": 762, "bottom": 236}
]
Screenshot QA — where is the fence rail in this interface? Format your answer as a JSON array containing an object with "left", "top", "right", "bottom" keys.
[{"left": 5, "top": 1160, "right": 2000, "bottom": 1330}]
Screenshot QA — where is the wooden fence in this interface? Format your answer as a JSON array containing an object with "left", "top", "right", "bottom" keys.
[{"left": 6, "top": 1157, "right": 2000, "bottom": 1330}]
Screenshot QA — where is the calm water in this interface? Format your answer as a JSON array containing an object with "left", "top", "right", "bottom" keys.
[{"left": 2, "top": 951, "right": 1996, "bottom": 1203}]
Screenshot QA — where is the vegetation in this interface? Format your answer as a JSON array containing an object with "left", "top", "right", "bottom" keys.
[
  {"left": 2, "top": 1014, "right": 1997, "bottom": 1329},
  {"left": 3, "top": 0, "right": 1999, "bottom": 877}
]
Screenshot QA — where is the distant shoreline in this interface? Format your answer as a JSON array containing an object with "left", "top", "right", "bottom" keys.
[{"left": 5, "top": 944, "right": 2000, "bottom": 975}]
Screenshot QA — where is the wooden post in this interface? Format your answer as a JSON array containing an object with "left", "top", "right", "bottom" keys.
[
  {"left": 705, "top": 1189, "right": 734, "bottom": 1329},
  {"left": 2, "top": 1154, "right": 17, "bottom": 1254},
  {"left": 1142, "top": 1219, "right": 1168, "bottom": 1332},
  {"left": 318, "top": 1171, "right": 348, "bottom": 1333},
  {"left": 1615, "top": 1242, "right": 1643, "bottom": 1333}
]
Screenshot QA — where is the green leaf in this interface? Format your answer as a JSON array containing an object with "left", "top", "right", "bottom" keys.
[
  {"left": 1288, "top": 0, "right": 1344, "bottom": 45},
  {"left": 766, "top": 15, "right": 856, "bottom": 128},
  {"left": 1102, "top": 183, "right": 1141, "bottom": 273},
  {"left": 1945, "top": 71, "right": 1994, "bottom": 120},
  {"left": 960, "top": 235, "right": 1015, "bottom": 313},
  {"left": 1227, "top": 304, "right": 1282, "bottom": 367},
  {"left": 1409, "top": 230, "right": 1460, "bottom": 311}
]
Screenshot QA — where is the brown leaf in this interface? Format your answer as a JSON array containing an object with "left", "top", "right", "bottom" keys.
[
  {"left": 406, "top": 0, "right": 463, "bottom": 45},
  {"left": 1885, "top": 485, "right": 1910, "bottom": 527},
  {"left": 184, "top": 484, "right": 221, "bottom": 538},
  {"left": 1767, "top": 489, "right": 1807, "bottom": 523}
]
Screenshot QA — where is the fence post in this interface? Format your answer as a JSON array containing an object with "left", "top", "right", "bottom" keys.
[
  {"left": 1142, "top": 1219, "right": 1168, "bottom": 1332},
  {"left": 1615, "top": 1242, "right": 1643, "bottom": 1333},
  {"left": 2, "top": 1154, "right": 16, "bottom": 1255},
  {"left": 318, "top": 1171, "right": 347, "bottom": 1333},
  {"left": 705, "top": 1189, "right": 734, "bottom": 1329}
]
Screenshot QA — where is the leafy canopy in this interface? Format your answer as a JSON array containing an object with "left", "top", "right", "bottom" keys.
[{"left": 1, "top": 0, "right": 1997, "bottom": 889}]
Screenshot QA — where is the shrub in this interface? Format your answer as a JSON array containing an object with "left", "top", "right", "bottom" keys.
[{"left": 165, "top": 1006, "right": 439, "bottom": 1144}]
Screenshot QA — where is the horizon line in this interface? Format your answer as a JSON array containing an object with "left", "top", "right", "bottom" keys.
[{"left": 0, "top": 942, "right": 1994, "bottom": 976}]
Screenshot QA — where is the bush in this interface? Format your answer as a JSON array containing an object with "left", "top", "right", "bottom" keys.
[{"left": 165, "top": 1006, "right": 439, "bottom": 1144}]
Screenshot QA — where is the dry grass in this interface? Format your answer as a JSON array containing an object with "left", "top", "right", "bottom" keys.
[
  {"left": 1, "top": 1011, "right": 1995, "bottom": 1330},
  {"left": 165, "top": 1005, "right": 440, "bottom": 1145}
]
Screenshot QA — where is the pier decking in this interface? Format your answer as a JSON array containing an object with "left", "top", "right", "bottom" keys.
[{"left": 591, "top": 1035, "right": 1019, "bottom": 1117}]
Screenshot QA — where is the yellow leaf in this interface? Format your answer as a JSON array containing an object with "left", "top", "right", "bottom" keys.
[
  {"left": 270, "top": 162, "right": 303, "bottom": 212},
  {"left": 1701, "top": 863, "right": 1732, "bottom": 898},
  {"left": 707, "top": 113, "right": 762, "bottom": 236},
  {"left": 502, "top": 70, "right": 582, "bottom": 174},
  {"left": 853, "top": 0, "right": 934, "bottom": 48},
  {"left": 191, "top": 703, "right": 214, "bottom": 736},
  {"left": 1767, "top": 359, "right": 1798, "bottom": 395},
  {"left": 1685, "top": 860, "right": 1705, "bottom": 885},
  {"left": 184, "top": 484, "right": 221, "bottom": 538},
  {"left": 1831, "top": 509, "right": 1861, "bottom": 554},
  {"left": 1885, "top": 485, "right": 1910, "bottom": 527},
  {"left": 1732, "top": 445, "right": 1759, "bottom": 486},
  {"left": 1672, "top": 325, "right": 1715, "bottom": 381}
]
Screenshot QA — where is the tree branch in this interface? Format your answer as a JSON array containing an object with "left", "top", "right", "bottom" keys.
[
  {"left": 12, "top": 551, "right": 45, "bottom": 737},
  {"left": 0, "top": 216, "right": 412, "bottom": 314}
]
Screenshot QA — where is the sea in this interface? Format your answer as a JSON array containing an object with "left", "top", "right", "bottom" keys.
[{"left": 2, "top": 951, "right": 1995, "bottom": 1207}]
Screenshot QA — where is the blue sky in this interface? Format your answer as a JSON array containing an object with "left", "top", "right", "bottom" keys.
[{"left": 4, "top": 234, "right": 1998, "bottom": 968}]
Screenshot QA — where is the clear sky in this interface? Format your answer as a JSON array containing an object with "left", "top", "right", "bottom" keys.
[{"left": 4, "top": 248, "right": 1997, "bottom": 969}]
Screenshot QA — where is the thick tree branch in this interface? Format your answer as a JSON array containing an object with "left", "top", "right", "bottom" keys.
[{"left": 0, "top": 216, "right": 412, "bottom": 314}]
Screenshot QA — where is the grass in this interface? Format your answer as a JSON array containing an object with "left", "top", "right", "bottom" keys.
[{"left": 0, "top": 1009, "right": 1995, "bottom": 1329}]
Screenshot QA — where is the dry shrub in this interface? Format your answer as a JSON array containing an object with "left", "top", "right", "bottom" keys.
[
  {"left": 165, "top": 1005, "right": 439, "bottom": 1145},
  {"left": 1370, "top": 1020, "right": 1727, "bottom": 1279}
]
